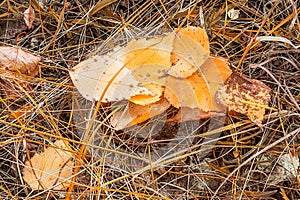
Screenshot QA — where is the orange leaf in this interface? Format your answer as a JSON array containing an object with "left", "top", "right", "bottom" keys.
[
  {"left": 70, "top": 33, "right": 175, "bottom": 104},
  {"left": 169, "top": 26, "right": 209, "bottom": 78},
  {"left": 22, "top": 140, "right": 74, "bottom": 190},
  {"left": 164, "top": 57, "right": 232, "bottom": 112},
  {"left": 9, "top": 105, "right": 34, "bottom": 120},
  {"left": 111, "top": 98, "right": 170, "bottom": 130}
]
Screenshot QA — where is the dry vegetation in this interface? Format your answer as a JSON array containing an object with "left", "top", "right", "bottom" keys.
[{"left": 0, "top": 0, "right": 300, "bottom": 199}]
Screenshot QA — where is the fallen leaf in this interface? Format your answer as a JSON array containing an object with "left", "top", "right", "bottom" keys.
[
  {"left": 0, "top": 46, "right": 40, "bottom": 76},
  {"left": 111, "top": 97, "right": 170, "bottom": 130},
  {"left": 23, "top": 6, "right": 35, "bottom": 29},
  {"left": 70, "top": 33, "right": 175, "bottom": 104},
  {"left": 22, "top": 140, "right": 74, "bottom": 190},
  {"left": 169, "top": 26, "right": 209, "bottom": 78},
  {"left": 215, "top": 73, "right": 271, "bottom": 127},
  {"left": 70, "top": 26, "right": 272, "bottom": 128},
  {"left": 164, "top": 57, "right": 232, "bottom": 111},
  {"left": 0, "top": 46, "right": 40, "bottom": 99},
  {"left": 227, "top": 8, "right": 240, "bottom": 20},
  {"left": 69, "top": 55, "right": 153, "bottom": 102},
  {"left": 9, "top": 105, "right": 34, "bottom": 120}
]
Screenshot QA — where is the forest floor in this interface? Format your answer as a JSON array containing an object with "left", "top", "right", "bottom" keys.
[{"left": 0, "top": 0, "right": 300, "bottom": 199}]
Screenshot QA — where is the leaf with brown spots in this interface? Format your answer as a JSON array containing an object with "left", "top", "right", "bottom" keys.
[{"left": 215, "top": 73, "right": 271, "bottom": 127}]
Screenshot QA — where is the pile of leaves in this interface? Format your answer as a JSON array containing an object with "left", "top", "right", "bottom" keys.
[{"left": 0, "top": 0, "right": 299, "bottom": 199}]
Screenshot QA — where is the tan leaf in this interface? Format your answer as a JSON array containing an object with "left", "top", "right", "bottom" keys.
[
  {"left": 111, "top": 97, "right": 170, "bottom": 130},
  {"left": 70, "top": 32, "right": 175, "bottom": 104},
  {"left": 23, "top": 6, "right": 35, "bottom": 29},
  {"left": 215, "top": 73, "right": 271, "bottom": 127},
  {"left": 69, "top": 55, "right": 153, "bottom": 102},
  {"left": 22, "top": 140, "right": 74, "bottom": 190}
]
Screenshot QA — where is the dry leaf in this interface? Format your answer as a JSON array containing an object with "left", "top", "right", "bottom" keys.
[
  {"left": 111, "top": 97, "right": 170, "bottom": 130},
  {"left": 22, "top": 140, "right": 73, "bottom": 190},
  {"left": 0, "top": 46, "right": 40, "bottom": 76},
  {"left": 70, "top": 26, "right": 273, "bottom": 128},
  {"left": 23, "top": 6, "right": 35, "bottom": 29},
  {"left": 215, "top": 73, "right": 271, "bottom": 127},
  {"left": 70, "top": 33, "right": 175, "bottom": 104},
  {"left": 69, "top": 55, "right": 153, "bottom": 102},
  {"left": 167, "top": 107, "right": 227, "bottom": 123},
  {"left": 169, "top": 26, "right": 209, "bottom": 78},
  {"left": 0, "top": 46, "right": 40, "bottom": 99},
  {"left": 164, "top": 57, "right": 232, "bottom": 112},
  {"left": 228, "top": 8, "right": 240, "bottom": 20}
]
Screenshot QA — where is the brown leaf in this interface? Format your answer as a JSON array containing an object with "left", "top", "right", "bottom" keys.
[
  {"left": 23, "top": 6, "right": 35, "bottom": 29},
  {"left": 0, "top": 46, "right": 40, "bottom": 99},
  {"left": 0, "top": 46, "right": 40, "bottom": 77},
  {"left": 22, "top": 140, "right": 74, "bottom": 190},
  {"left": 167, "top": 107, "right": 225, "bottom": 123},
  {"left": 215, "top": 73, "right": 271, "bottom": 127}
]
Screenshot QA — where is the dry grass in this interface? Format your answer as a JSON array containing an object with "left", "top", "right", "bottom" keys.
[{"left": 0, "top": 0, "right": 300, "bottom": 199}]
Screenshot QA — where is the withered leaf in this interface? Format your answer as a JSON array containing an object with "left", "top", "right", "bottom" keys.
[
  {"left": 22, "top": 140, "right": 74, "bottom": 190},
  {"left": 0, "top": 46, "right": 40, "bottom": 99},
  {"left": 23, "top": 6, "right": 35, "bottom": 29},
  {"left": 215, "top": 73, "right": 271, "bottom": 127},
  {"left": 0, "top": 46, "right": 40, "bottom": 76},
  {"left": 111, "top": 97, "right": 170, "bottom": 130}
]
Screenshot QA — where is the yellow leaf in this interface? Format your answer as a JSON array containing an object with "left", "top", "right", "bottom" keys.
[{"left": 169, "top": 26, "right": 209, "bottom": 78}]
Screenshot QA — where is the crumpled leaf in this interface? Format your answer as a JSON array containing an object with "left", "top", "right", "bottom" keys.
[
  {"left": 22, "top": 140, "right": 74, "bottom": 190},
  {"left": 215, "top": 73, "right": 271, "bottom": 127},
  {"left": 0, "top": 46, "right": 41, "bottom": 99},
  {"left": 23, "top": 6, "right": 35, "bottom": 29},
  {"left": 111, "top": 97, "right": 170, "bottom": 130},
  {"left": 0, "top": 46, "right": 40, "bottom": 76}
]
